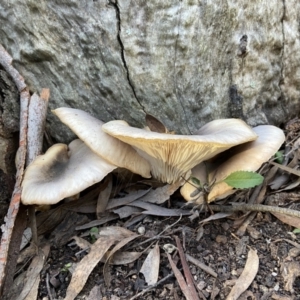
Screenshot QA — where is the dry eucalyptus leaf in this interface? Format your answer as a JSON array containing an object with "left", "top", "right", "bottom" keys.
[
  {"left": 17, "top": 244, "right": 50, "bottom": 300},
  {"left": 23, "top": 276, "right": 40, "bottom": 300},
  {"left": 103, "top": 251, "right": 142, "bottom": 265},
  {"left": 226, "top": 248, "right": 259, "bottom": 300},
  {"left": 139, "top": 182, "right": 183, "bottom": 204},
  {"left": 271, "top": 162, "right": 300, "bottom": 177},
  {"left": 140, "top": 244, "right": 160, "bottom": 285},
  {"left": 71, "top": 236, "right": 91, "bottom": 250},
  {"left": 96, "top": 174, "right": 112, "bottom": 217},
  {"left": 166, "top": 253, "right": 199, "bottom": 300},
  {"left": 86, "top": 285, "right": 102, "bottom": 300},
  {"left": 113, "top": 206, "right": 143, "bottom": 219},
  {"left": 99, "top": 226, "right": 137, "bottom": 240},
  {"left": 65, "top": 236, "right": 116, "bottom": 300},
  {"left": 281, "top": 261, "right": 300, "bottom": 293},
  {"left": 75, "top": 213, "right": 119, "bottom": 230},
  {"left": 103, "top": 232, "right": 140, "bottom": 286},
  {"left": 145, "top": 114, "right": 167, "bottom": 133},
  {"left": 106, "top": 189, "right": 151, "bottom": 210},
  {"left": 128, "top": 200, "right": 191, "bottom": 216},
  {"left": 199, "top": 212, "right": 233, "bottom": 225},
  {"left": 271, "top": 212, "right": 300, "bottom": 228}
]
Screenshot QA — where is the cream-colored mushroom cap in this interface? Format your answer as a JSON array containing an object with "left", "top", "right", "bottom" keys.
[
  {"left": 102, "top": 119, "right": 258, "bottom": 184},
  {"left": 52, "top": 108, "right": 151, "bottom": 178},
  {"left": 207, "top": 125, "right": 285, "bottom": 202},
  {"left": 21, "top": 139, "right": 117, "bottom": 205}
]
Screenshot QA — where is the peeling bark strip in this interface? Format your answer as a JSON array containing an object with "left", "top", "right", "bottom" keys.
[{"left": 0, "top": 44, "right": 29, "bottom": 295}]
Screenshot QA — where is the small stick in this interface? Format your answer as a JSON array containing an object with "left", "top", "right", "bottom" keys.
[
  {"left": 186, "top": 254, "right": 217, "bottom": 278},
  {"left": 175, "top": 236, "right": 199, "bottom": 300},
  {"left": 209, "top": 203, "right": 300, "bottom": 218},
  {"left": 46, "top": 273, "right": 53, "bottom": 300}
]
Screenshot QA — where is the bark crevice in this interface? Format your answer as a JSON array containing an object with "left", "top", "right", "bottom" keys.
[
  {"left": 174, "top": 1, "right": 192, "bottom": 134},
  {"left": 110, "top": 0, "right": 146, "bottom": 114}
]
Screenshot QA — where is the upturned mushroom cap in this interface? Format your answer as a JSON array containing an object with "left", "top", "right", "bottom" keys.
[
  {"left": 207, "top": 125, "right": 285, "bottom": 202},
  {"left": 102, "top": 119, "right": 257, "bottom": 184},
  {"left": 52, "top": 108, "right": 151, "bottom": 178},
  {"left": 21, "top": 139, "right": 117, "bottom": 205}
]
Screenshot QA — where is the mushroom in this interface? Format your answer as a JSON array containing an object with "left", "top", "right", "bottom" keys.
[
  {"left": 180, "top": 125, "right": 285, "bottom": 203},
  {"left": 52, "top": 108, "right": 151, "bottom": 178},
  {"left": 21, "top": 139, "right": 117, "bottom": 205},
  {"left": 102, "top": 119, "right": 258, "bottom": 184}
]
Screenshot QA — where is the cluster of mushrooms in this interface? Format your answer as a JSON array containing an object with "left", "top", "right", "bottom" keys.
[{"left": 21, "top": 108, "right": 285, "bottom": 206}]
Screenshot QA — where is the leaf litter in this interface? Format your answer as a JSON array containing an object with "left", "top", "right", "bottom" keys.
[{"left": 7, "top": 114, "right": 300, "bottom": 299}]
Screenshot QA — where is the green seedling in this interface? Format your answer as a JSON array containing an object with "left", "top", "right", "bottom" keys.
[
  {"left": 61, "top": 262, "right": 72, "bottom": 273},
  {"left": 293, "top": 228, "right": 300, "bottom": 234},
  {"left": 275, "top": 151, "right": 284, "bottom": 164},
  {"left": 188, "top": 170, "right": 264, "bottom": 203},
  {"left": 90, "top": 227, "right": 99, "bottom": 243}
]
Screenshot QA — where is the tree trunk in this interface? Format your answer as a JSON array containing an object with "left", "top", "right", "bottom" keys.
[{"left": 0, "top": 0, "right": 299, "bottom": 142}]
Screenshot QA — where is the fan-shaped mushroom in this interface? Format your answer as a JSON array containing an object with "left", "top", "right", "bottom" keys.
[
  {"left": 180, "top": 125, "right": 285, "bottom": 203},
  {"left": 52, "top": 108, "right": 151, "bottom": 178},
  {"left": 21, "top": 139, "right": 117, "bottom": 205},
  {"left": 102, "top": 119, "right": 258, "bottom": 184}
]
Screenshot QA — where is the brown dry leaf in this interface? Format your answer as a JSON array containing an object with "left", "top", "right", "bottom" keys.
[
  {"left": 166, "top": 252, "right": 196, "bottom": 300},
  {"left": 139, "top": 182, "right": 183, "bottom": 204},
  {"left": 107, "top": 189, "right": 151, "bottom": 210},
  {"left": 75, "top": 213, "right": 119, "bottom": 230},
  {"left": 199, "top": 212, "right": 233, "bottom": 224},
  {"left": 16, "top": 244, "right": 50, "bottom": 300},
  {"left": 145, "top": 114, "right": 167, "bottom": 133},
  {"left": 65, "top": 235, "right": 116, "bottom": 300},
  {"left": 128, "top": 200, "right": 191, "bottom": 216},
  {"left": 113, "top": 206, "right": 143, "bottom": 219},
  {"left": 281, "top": 261, "right": 300, "bottom": 293},
  {"left": 271, "top": 212, "right": 300, "bottom": 228},
  {"left": 86, "top": 285, "right": 102, "bottom": 300},
  {"left": 103, "top": 251, "right": 142, "bottom": 265},
  {"left": 103, "top": 231, "right": 140, "bottom": 286},
  {"left": 24, "top": 276, "right": 40, "bottom": 300},
  {"left": 72, "top": 236, "right": 91, "bottom": 250},
  {"left": 96, "top": 174, "right": 112, "bottom": 218},
  {"left": 226, "top": 248, "right": 259, "bottom": 300},
  {"left": 271, "top": 161, "right": 300, "bottom": 177},
  {"left": 140, "top": 244, "right": 160, "bottom": 285},
  {"left": 99, "top": 226, "right": 137, "bottom": 240}
]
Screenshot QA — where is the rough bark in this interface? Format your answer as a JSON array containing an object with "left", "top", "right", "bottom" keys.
[{"left": 0, "top": 0, "right": 299, "bottom": 143}]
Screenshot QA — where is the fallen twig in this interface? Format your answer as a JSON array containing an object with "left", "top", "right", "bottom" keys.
[
  {"left": 209, "top": 203, "right": 300, "bottom": 218},
  {"left": 186, "top": 254, "right": 218, "bottom": 278},
  {"left": 175, "top": 236, "right": 199, "bottom": 300}
]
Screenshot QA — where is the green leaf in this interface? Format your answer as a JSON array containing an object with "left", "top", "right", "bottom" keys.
[
  {"left": 223, "top": 171, "right": 264, "bottom": 189},
  {"left": 90, "top": 227, "right": 99, "bottom": 234},
  {"left": 293, "top": 228, "right": 300, "bottom": 234},
  {"left": 275, "top": 151, "right": 284, "bottom": 164},
  {"left": 190, "top": 176, "right": 201, "bottom": 186}
]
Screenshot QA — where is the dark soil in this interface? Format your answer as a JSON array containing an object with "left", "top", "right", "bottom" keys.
[{"left": 32, "top": 192, "right": 300, "bottom": 300}]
